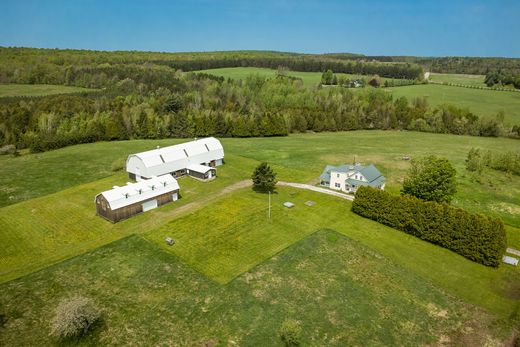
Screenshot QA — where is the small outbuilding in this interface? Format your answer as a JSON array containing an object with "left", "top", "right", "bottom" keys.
[
  {"left": 95, "top": 175, "right": 180, "bottom": 223},
  {"left": 187, "top": 164, "right": 216, "bottom": 181}
]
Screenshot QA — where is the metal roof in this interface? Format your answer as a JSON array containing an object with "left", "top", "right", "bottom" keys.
[
  {"left": 126, "top": 137, "right": 224, "bottom": 177},
  {"left": 96, "top": 175, "right": 179, "bottom": 210},
  {"left": 187, "top": 164, "right": 213, "bottom": 174},
  {"left": 345, "top": 175, "right": 385, "bottom": 187},
  {"left": 358, "top": 164, "right": 383, "bottom": 182},
  {"left": 320, "top": 163, "right": 385, "bottom": 186}
]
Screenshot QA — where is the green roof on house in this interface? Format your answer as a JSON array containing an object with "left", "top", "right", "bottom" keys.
[
  {"left": 358, "top": 164, "right": 384, "bottom": 182},
  {"left": 320, "top": 163, "right": 385, "bottom": 188}
]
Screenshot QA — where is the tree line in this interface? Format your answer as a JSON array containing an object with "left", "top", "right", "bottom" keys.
[
  {"left": 466, "top": 148, "right": 520, "bottom": 175},
  {"left": 484, "top": 70, "right": 520, "bottom": 89},
  {"left": 352, "top": 186, "right": 506, "bottom": 267},
  {"left": 321, "top": 53, "right": 520, "bottom": 75},
  {"left": 1, "top": 71, "right": 518, "bottom": 154}
]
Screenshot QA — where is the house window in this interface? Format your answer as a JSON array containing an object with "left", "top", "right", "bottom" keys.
[
  {"left": 336, "top": 174, "right": 340, "bottom": 178},
  {"left": 335, "top": 183, "right": 341, "bottom": 188}
]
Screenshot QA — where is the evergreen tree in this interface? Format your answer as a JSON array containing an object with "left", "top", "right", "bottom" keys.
[
  {"left": 170, "top": 112, "right": 191, "bottom": 138},
  {"left": 251, "top": 162, "right": 278, "bottom": 193},
  {"left": 214, "top": 112, "right": 227, "bottom": 136}
]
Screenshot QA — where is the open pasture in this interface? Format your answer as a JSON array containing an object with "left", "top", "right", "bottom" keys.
[
  {"left": 428, "top": 72, "right": 486, "bottom": 87},
  {"left": 0, "top": 231, "right": 509, "bottom": 346},
  {"left": 385, "top": 83, "right": 520, "bottom": 124},
  {"left": 0, "top": 84, "right": 98, "bottom": 97},
  {"left": 1, "top": 132, "right": 518, "bottom": 228},
  {"left": 195, "top": 67, "right": 383, "bottom": 86},
  {"left": 0, "top": 131, "right": 519, "bottom": 345}
]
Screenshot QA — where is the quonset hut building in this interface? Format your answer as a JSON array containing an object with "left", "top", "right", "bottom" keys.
[
  {"left": 95, "top": 175, "right": 180, "bottom": 223},
  {"left": 126, "top": 137, "right": 224, "bottom": 181}
]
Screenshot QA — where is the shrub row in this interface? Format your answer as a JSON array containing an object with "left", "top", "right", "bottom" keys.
[{"left": 351, "top": 186, "right": 506, "bottom": 267}]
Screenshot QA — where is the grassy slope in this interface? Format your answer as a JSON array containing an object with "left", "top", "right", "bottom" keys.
[
  {"left": 429, "top": 73, "right": 486, "bottom": 87},
  {"left": 0, "top": 84, "right": 97, "bottom": 97},
  {"left": 0, "top": 232, "right": 507, "bottom": 346},
  {"left": 221, "top": 132, "right": 520, "bottom": 227},
  {"left": 1, "top": 179, "right": 518, "bottom": 318},
  {"left": 0, "top": 132, "right": 518, "bottom": 318},
  {"left": 1, "top": 131, "right": 518, "bottom": 227},
  {"left": 0, "top": 153, "right": 267, "bottom": 283},
  {"left": 385, "top": 84, "right": 520, "bottom": 124},
  {"left": 144, "top": 187, "right": 520, "bottom": 317}
]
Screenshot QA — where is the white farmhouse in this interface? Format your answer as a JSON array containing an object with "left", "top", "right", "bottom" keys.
[
  {"left": 126, "top": 137, "right": 224, "bottom": 181},
  {"left": 320, "top": 164, "right": 385, "bottom": 193}
]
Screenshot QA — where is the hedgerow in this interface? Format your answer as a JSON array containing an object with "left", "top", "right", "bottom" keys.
[{"left": 351, "top": 186, "right": 506, "bottom": 267}]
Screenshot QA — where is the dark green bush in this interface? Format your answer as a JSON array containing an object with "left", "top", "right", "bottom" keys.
[{"left": 352, "top": 186, "right": 506, "bottom": 267}]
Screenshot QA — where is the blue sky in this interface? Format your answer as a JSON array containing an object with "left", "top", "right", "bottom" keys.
[{"left": 1, "top": 0, "right": 519, "bottom": 57}]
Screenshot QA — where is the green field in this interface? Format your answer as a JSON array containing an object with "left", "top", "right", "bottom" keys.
[
  {"left": 196, "top": 67, "right": 381, "bottom": 86},
  {"left": 195, "top": 68, "right": 520, "bottom": 124},
  {"left": 428, "top": 72, "right": 486, "bottom": 87},
  {"left": 386, "top": 84, "right": 520, "bottom": 124},
  {"left": 1, "top": 131, "right": 519, "bottom": 344},
  {"left": 0, "top": 84, "right": 98, "bottom": 97},
  {"left": 2, "top": 132, "right": 518, "bottom": 227},
  {"left": 0, "top": 232, "right": 510, "bottom": 346}
]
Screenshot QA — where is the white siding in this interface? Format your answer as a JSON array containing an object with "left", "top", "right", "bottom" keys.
[
  {"left": 329, "top": 171, "right": 347, "bottom": 191},
  {"left": 142, "top": 199, "right": 158, "bottom": 212}
]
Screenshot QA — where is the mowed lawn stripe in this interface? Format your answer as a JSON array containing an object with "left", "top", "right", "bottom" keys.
[
  {"left": 145, "top": 188, "right": 327, "bottom": 283},
  {"left": 144, "top": 186, "right": 520, "bottom": 317},
  {"left": 0, "top": 154, "right": 266, "bottom": 283}
]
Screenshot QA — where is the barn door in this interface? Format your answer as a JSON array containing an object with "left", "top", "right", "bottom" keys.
[{"left": 142, "top": 199, "right": 158, "bottom": 212}]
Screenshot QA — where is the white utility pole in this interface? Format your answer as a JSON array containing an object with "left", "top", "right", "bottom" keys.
[{"left": 268, "top": 191, "right": 271, "bottom": 220}]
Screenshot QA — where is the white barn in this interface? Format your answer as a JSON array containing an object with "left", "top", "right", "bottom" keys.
[
  {"left": 95, "top": 175, "right": 180, "bottom": 223},
  {"left": 126, "top": 137, "right": 224, "bottom": 181}
]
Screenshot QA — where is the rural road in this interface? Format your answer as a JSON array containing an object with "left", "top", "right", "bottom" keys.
[{"left": 278, "top": 181, "right": 354, "bottom": 201}]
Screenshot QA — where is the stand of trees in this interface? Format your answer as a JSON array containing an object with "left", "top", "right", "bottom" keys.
[
  {"left": 352, "top": 186, "right": 507, "bottom": 267},
  {"left": 0, "top": 48, "right": 519, "bottom": 153},
  {"left": 0, "top": 47, "right": 424, "bottom": 85},
  {"left": 466, "top": 148, "right": 520, "bottom": 175},
  {"left": 322, "top": 53, "right": 520, "bottom": 75},
  {"left": 1, "top": 72, "right": 518, "bottom": 153},
  {"left": 484, "top": 70, "right": 520, "bottom": 89}
]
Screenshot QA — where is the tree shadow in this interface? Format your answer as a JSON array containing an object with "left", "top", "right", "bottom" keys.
[{"left": 55, "top": 316, "right": 107, "bottom": 346}]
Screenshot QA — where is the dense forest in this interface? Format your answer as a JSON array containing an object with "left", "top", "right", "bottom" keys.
[
  {"left": 0, "top": 47, "right": 519, "bottom": 153},
  {"left": 0, "top": 47, "right": 423, "bottom": 83},
  {"left": 323, "top": 53, "right": 520, "bottom": 75}
]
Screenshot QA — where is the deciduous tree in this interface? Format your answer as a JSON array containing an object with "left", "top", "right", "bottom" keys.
[{"left": 401, "top": 155, "right": 457, "bottom": 203}]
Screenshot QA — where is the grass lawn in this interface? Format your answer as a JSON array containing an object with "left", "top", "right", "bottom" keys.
[
  {"left": 1, "top": 131, "right": 518, "bottom": 228},
  {"left": 1, "top": 132, "right": 519, "bottom": 344},
  {"left": 385, "top": 83, "right": 520, "bottom": 124},
  {"left": 221, "top": 132, "right": 520, "bottom": 227},
  {"left": 429, "top": 73, "right": 486, "bottom": 87},
  {"left": 0, "top": 153, "right": 265, "bottom": 283},
  {"left": 0, "top": 232, "right": 509, "bottom": 346},
  {"left": 0, "top": 84, "right": 98, "bottom": 97},
  {"left": 195, "top": 67, "right": 388, "bottom": 87},
  {"left": 144, "top": 186, "right": 520, "bottom": 317}
]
